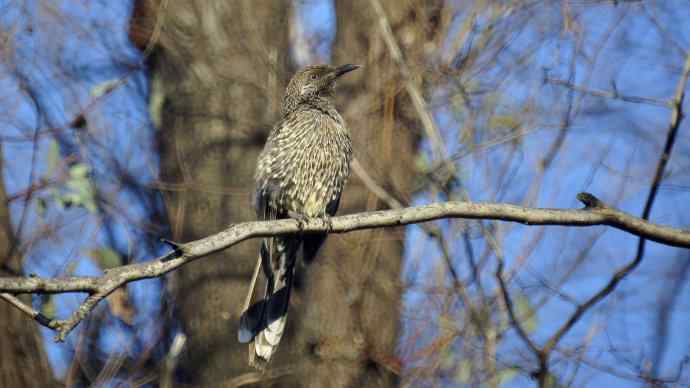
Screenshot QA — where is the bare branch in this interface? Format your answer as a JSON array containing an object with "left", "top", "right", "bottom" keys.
[
  {"left": 541, "top": 50, "right": 690, "bottom": 362},
  {"left": 495, "top": 261, "right": 540, "bottom": 357},
  {"left": 0, "top": 293, "right": 55, "bottom": 328},
  {"left": 545, "top": 77, "right": 671, "bottom": 108},
  {"left": 0, "top": 193, "right": 689, "bottom": 341},
  {"left": 353, "top": 158, "right": 485, "bottom": 339},
  {"left": 368, "top": 0, "right": 449, "bottom": 168}
]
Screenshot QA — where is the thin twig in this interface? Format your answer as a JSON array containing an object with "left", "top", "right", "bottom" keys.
[
  {"left": 0, "top": 292, "right": 55, "bottom": 328},
  {"left": 353, "top": 158, "right": 483, "bottom": 335},
  {"left": 494, "top": 261, "right": 540, "bottom": 356},
  {"left": 539, "top": 51, "right": 690, "bottom": 370},
  {"left": 545, "top": 77, "right": 671, "bottom": 108}
]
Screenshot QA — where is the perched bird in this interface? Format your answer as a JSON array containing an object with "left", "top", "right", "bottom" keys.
[{"left": 238, "top": 64, "right": 359, "bottom": 367}]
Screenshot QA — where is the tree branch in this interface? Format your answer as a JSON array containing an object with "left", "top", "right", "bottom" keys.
[
  {"left": 545, "top": 76, "right": 670, "bottom": 108},
  {"left": 537, "top": 51, "right": 690, "bottom": 380},
  {"left": 495, "top": 261, "right": 539, "bottom": 356},
  {"left": 1, "top": 193, "right": 689, "bottom": 341},
  {"left": 368, "top": 0, "right": 450, "bottom": 171},
  {"left": 0, "top": 293, "right": 55, "bottom": 328}
]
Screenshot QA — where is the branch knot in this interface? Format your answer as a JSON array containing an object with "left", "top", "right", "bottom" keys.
[{"left": 577, "top": 192, "right": 604, "bottom": 209}]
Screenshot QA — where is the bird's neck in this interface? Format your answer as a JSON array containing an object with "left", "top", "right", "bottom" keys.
[
  {"left": 282, "top": 95, "right": 336, "bottom": 117},
  {"left": 307, "top": 95, "right": 337, "bottom": 112}
]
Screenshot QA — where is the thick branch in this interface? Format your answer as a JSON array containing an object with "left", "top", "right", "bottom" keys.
[{"left": 1, "top": 193, "right": 689, "bottom": 341}]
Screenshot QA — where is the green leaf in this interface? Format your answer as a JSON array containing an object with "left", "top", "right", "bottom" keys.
[
  {"left": 54, "top": 195, "right": 65, "bottom": 210},
  {"left": 61, "top": 192, "right": 81, "bottom": 208},
  {"left": 69, "top": 163, "right": 90, "bottom": 178},
  {"left": 454, "top": 359, "right": 472, "bottom": 384},
  {"left": 464, "top": 79, "right": 481, "bottom": 94},
  {"left": 90, "top": 248, "right": 121, "bottom": 270},
  {"left": 489, "top": 114, "right": 520, "bottom": 130},
  {"left": 440, "top": 347, "right": 455, "bottom": 370},
  {"left": 544, "top": 372, "right": 561, "bottom": 388},
  {"left": 482, "top": 92, "right": 500, "bottom": 114},
  {"left": 66, "top": 176, "right": 88, "bottom": 193},
  {"left": 414, "top": 153, "right": 430, "bottom": 173},
  {"left": 516, "top": 294, "right": 538, "bottom": 333},
  {"left": 83, "top": 196, "right": 97, "bottom": 213},
  {"left": 497, "top": 368, "right": 517, "bottom": 386},
  {"left": 91, "top": 79, "right": 120, "bottom": 98},
  {"left": 46, "top": 140, "right": 60, "bottom": 175},
  {"left": 62, "top": 163, "right": 97, "bottom": 212},
  {"left": 41, "top": 296, "right": 55, "bottom": 318}
]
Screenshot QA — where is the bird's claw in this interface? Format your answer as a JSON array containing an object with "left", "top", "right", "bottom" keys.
[
  {"left": 160, "top": 238, "right": 184, "bottom": 261},
  {"left": 287, "top": 211, "right": 309, "bottom": 231},
  {"left": 322, "top": 215, "right": 334, "bottom": 233},
  {"left": 287, "top": 212, "right": 333, "bottom": 233}
]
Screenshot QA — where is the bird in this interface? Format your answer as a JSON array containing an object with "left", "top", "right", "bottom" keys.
[{"left": 238, "top": 64, "right": 360, "bottom": 367}]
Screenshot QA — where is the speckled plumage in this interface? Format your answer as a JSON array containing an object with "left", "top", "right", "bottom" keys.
[
  {"left": 256, "top": 104, "right": 352, "bottom": 218},
  {"left": 238, "top": 64, "right": 358, "bottom": 367}
]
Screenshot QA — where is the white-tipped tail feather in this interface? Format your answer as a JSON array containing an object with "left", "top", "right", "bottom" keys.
[
  {"left": 253, "top": 315, "right": 287, "bottom": 361},
  {"left": 240, "top": 237, "right": 297, "bottom": 368}
]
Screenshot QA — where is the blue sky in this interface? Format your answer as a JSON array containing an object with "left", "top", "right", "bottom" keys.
[{"left": 1, "top": 0, "right": 165, "bottom": 376}]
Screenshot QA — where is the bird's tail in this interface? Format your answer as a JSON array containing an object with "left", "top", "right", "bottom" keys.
[{"left": 238, "top": 236, "right": 298, "bottom": 368}]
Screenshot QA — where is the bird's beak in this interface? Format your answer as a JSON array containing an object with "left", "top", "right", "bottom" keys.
[{"left": 333, "top": 64, "right": 360, "bottom": 78}]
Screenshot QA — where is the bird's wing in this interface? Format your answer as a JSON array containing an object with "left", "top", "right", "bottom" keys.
[
  {"left": 300, "top": 186, "right": 342, "bottom": 264},
  {"left": 325, "top": 188, "right": 342, "bottom": 217}
]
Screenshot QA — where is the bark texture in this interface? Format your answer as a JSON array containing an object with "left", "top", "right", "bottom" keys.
[
  {"left": 133, "top": 0, "right": 441, "bottom": 385},
  {"left": 135, "top": 1, "right": 293, "bottom": 385},
  {"left": 285, "top": 2, "right": 443, "bottom": 386},
  {"left": 0, "top": 150, "right": 56, "bottom": 388}
]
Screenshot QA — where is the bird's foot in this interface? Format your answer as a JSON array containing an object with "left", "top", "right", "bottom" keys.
[
  {"left": 287, "top": 211, "right": 309, "bottom": 231},
  {"left": 160, "top": 238, "right": 184, "bottom": 261},
  {"left": 321, "top": 215, "right": 334, "bottom": 233}
]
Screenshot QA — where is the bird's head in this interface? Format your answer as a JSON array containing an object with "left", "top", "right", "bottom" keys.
[{"left": 281, "top": 64, "right": 360, "bottom": 115}]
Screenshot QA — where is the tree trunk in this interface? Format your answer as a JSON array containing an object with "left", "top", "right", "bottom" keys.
[
  {"left": 285, "top": 1, "right": 444, "bottom": 386},
  {"left": 134, "top": 0, "right": 441, "bottom": 385},
  {"left": 0, "top": 150, "right": 56, "bottom": 387},
  {"left": 134, "top": 1, "right": 292, "bottom": 385}
]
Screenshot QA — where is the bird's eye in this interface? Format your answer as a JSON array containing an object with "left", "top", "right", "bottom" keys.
[{"left": 310, "top": 74, "right": 318, "bottom": 80}]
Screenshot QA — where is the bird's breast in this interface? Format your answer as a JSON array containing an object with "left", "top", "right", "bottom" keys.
[{"left": 257, "top": 114, "right": 352, "bottom": 217}]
